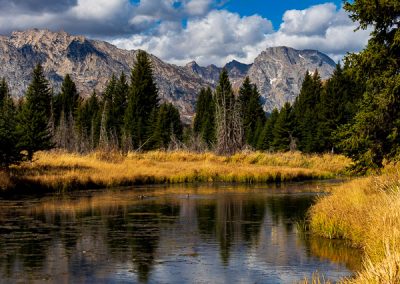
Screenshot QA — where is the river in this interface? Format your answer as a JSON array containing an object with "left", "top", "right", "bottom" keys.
[{"left": 0, "top": 182, "right": 361, "bottom": 283}]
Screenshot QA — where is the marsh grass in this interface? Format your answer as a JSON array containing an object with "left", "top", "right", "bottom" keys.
[
  {"left": 1, "top": 150, "right": 350, "bottom": 192},
  {"left": 309, "top": 164, "right": 400, "bottom": 283}
]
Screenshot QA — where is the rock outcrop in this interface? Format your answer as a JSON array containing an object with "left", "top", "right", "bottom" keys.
[
  {"left": 247, "top": 46, "right": 336, "bottom": 111},
  {"left": 0, "top": 29, "right": 336, "bottom": 117}
]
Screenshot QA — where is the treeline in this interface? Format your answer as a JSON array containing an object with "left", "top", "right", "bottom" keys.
[
  {"left": 0, "top": 0, "right": 398, "bottom": 174},
  {"left": 0, "top": 51, "right": 183, "bottom": 167},
  {"left": 196, "top": 0, "right": 399, "bottom": 173},
  {"left": 193, "top": 65, "right": 363, "bottom": 155}
]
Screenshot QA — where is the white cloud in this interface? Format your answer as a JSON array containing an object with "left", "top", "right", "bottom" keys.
[
  {"left": 184, "top": 0, "right": 213, "bottom": 16},
  {"left": 113, "top": 10, "right": 273, "bottom": 66},
  {"left": 263, "top": 4, "right": 371, "bottom": 63},
  {"left": 71, "top": 0, "right": 128, "bottom": 20},
  {"left": 0, "top": 1, "right": 370, "bottom": 66},
  {"left": 111, "top": 3, "right": 370, "bottom": 66}
]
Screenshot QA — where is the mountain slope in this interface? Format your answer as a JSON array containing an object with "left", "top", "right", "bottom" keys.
[
  {"left": 0, "top": 29, "right": 209, "bottom": 120},
  {"left": 0, "top": 30, "right": 336, "bottom": 117},
  {"left": 247, "top": 46, "right": 336, "bottom": 111}
]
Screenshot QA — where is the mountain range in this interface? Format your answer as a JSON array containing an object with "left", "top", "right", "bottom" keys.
[{"left": 0, "top": 29, "right": 336, "bottom": 120}]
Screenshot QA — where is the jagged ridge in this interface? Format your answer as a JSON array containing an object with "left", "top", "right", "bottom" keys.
[{"left": 0, "top": 29, "right": 336, "bottom": 117}]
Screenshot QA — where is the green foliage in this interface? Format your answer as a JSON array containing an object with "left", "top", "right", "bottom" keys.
[
  {"left": 238, "top": 77, "right": 265, "bottom": 148},
  {"left": 292, "top": 70, "right": 323, "bottom": 153},
  {"left": 336, "top": 0, "right": 400, "bottom": 172},
  {"left": 193, "top": 87, "right": 215, "bottom": 147},
  {"left": 76, "top": 91, "right": 101, "bottom": 150},
  {"left": 124, "top": 51, "right": 159, "bottom": 149},
  {"left": 257, "top": 108, "right": 279, "bottom": 151},
  {"left": 17, "top": 64, "right": 53, "bottom": 160},
  {"left": 272, "top": 102, "right": 295, "bottom": 152},
  {"left": 150, "top": 103, "right": 183, "bottom": 149},
  {"left": 317, "top": 64, "right": 364, "bottom": 153},
  {"left": 54, "top": 74, "right": 80, "bottom": 121},
  {"left": 0, "top": 78, "right": 21, "bottom": 168}
]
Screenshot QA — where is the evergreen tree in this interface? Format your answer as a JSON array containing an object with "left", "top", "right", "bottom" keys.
[
  {"left": 317, "top": 63, "right": 363, "bottom": 152},
  {"left": 0, "top": 78, "right": 21, "bottom": 168},
  {"left": 114, "top": 73, "right": 129, "bottom": 144},
  {"left": 272, "top": 102, "right": 295, "bottom": 151},
  {"left": 337, "top": 0, "right": 400, "bottom": 172},
  {"left": 238, "top": 77, "right": 266, "bottom": 148},
  {"left": 193, "top": 87, "right": 215, "bottom": 147},
  {"left": 214, "top": 69, "right": 243, "bottom": 155},
  {"left": 257, "top": 108, "right": 279, "bottom": 151},
  {"left": 151, "top": 103, "right": 183, "bottom": 149},
  {"left": 54, "top": 74, "right": 79, "bottom": 121},
  {"left": 17, "top": 64, "right": 53, "bottom": 160},
  {"left": 53, "top": 74, "right": 80, "bottom": 150},
  {"left": 77, "top": 91, "right": 101, "bottom": 151},
  {"left": 292, "top": 70, "right": 323, "bottom": 153},
  {"left": 124, "top": 51, "right": 159, "bottom": 150}
]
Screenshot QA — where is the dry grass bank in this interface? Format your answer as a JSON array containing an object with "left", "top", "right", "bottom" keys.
[
  {"left": 309, "top": 165, "right": 400, "bottom": 283},
  {"left": 1, "top": 150, "right": 350, "bottom": 191}
]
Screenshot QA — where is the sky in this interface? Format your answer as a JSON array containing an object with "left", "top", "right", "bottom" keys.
[{"left": 0, "top": 0, "right": 370, "bottom": 66}]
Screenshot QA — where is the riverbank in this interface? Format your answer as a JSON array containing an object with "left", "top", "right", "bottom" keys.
[
  {"left": 0, "top": 150, "right": 350, "bottom": 192},
  {"left": 309, "top": 165, "right": 400, "bottom": 283}
]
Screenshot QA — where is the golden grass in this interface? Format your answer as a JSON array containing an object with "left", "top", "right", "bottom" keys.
[
  {"left": 299, "top": 272, "right": 332, "bottom": 284},
  {"left": 309, "top": 164, "right": 400, "bottom": 283},
  {"left": 2, "top": 150, "right": 350, "bottom": 191}
]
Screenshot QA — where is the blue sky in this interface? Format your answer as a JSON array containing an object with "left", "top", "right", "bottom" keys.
[
  {"left": 0, "top": 0, "right": 369, "bottom": 66},
  {"left": 221, "top": 0, "right": 344, "bottom": 29}
]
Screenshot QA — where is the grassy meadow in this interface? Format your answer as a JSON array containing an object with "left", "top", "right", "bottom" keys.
[
  {"left": 309, "top": 164, "right": 400, "bottom": 283},
  {"left": 0, "top": 150, "right": 351, "bottom": 192}
]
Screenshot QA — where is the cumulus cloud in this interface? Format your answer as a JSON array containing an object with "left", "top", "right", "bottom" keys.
[
  {"left": 0, "top": 0, "right": 77, "bottom": 14},
  {"left": 263, "top": 3, "right": 371, "bottom": 62},
  {"left": 113, "top": 10, "right": 273, "bottom": 66},
  {"left": 111, "top": 3, "right": 370, "bottom": 66},
  {"left": 0, "top": 1, "right": 370, "bottom": 65},
  {"left": 0, "top": 0, "right": 217, "bottom": 36}
]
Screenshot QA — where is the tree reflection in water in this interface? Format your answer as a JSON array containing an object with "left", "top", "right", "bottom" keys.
[{"left": 0, "top": 184, "right": 360, "bottom": 283}]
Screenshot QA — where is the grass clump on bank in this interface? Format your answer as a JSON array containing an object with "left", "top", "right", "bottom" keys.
[
  {"left": 309, "top": 164, "right": 400, "bottom": 283},
  {"left": 2, "top": 150, "right": 351, "bottom": 192}
]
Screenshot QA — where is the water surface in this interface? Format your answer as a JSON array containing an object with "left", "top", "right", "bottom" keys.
[{"left": 0, "top": 182, "right": 361, "bottom": 283}]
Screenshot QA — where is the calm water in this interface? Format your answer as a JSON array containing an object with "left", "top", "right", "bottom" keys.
[{"left": 0, "top": 182, "right": 361, "bottom": 283}]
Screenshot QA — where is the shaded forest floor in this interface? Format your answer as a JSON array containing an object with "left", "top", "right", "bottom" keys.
[
  {"left": 308, "top": 164, "right": 400, "bottom": 283},
  {"left": 0, "top": 150, "right": 351, "bottom": 193}
]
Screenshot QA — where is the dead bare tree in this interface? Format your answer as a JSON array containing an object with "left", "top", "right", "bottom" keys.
[{"left": 215, "top": 69, "right": 244, "bottom": 155}]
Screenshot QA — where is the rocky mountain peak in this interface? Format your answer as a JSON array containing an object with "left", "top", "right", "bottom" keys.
[
  {"left": 0, "top": 29, "right": 337, "bottom": 120},
  {"left": 248, "top": 46, "right": 336, "bottom": 112}
]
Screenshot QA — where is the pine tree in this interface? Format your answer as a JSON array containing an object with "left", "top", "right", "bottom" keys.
[
  {"left": 336, "top": 0, "right": 400, "bottom": 171},
  {"left": 317, "top": 63, "right": 363, "bottom": 152},
  {"left": 193, "top": 87, "right": 215, "bottom": 147},
  {"left": 124, "top": 51, "right": 159, "bottom": 150},
  {"left": 17, "top": 64, "right": 53, "bottom": 160},
  {"left": 272, "top": 102, "right": 295, "bottom": 151},
  {"left": 76, "top": 91, "right": 101, "bottom": 151},
  {"left": 238, "top": 77, "right": 265, "bottom": 148},
  {"left": 53, "top": 74, "right": 80, "bottom": 150},
  {"left": 114, "top": 73, "right": 129, "bottom": 145},
  {"left": 257, "top": 108, "right": 279, "bottom": 151},
  {"left": 214, "top": 69, "right": 243, "bottom": 155},
  {"left": 0, "top": 78, "right": 21, "bottom": 168},
  {"left": 292, "top": 70, "right": 323, "bottom": 153},
  {"left": 151, "top": 103, "right": 183, "bottom": 149}
]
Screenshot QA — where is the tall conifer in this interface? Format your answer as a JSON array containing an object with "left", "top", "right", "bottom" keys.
[
  {"left": 17, "top": 64, "right": 53, "bottom": 160},
  {"left": 124, "top": 51, "right": 159, "bottom": 150}
]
